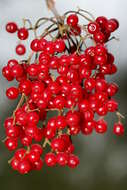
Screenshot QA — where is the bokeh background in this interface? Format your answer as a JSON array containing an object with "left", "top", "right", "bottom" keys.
[{"left": 0, "top": 0, "right": 127, "bottom": 190}]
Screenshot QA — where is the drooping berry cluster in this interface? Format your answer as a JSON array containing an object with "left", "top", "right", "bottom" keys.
[{"left": 2, "top": 8, "right": 124, "bottom": 174}]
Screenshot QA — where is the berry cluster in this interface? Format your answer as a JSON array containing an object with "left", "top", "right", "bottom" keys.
[{"left": 2, "top": 9, "right": 124, "bottom": 174}]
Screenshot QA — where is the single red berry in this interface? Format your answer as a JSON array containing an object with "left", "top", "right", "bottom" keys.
[
  {"left": 68, "top": 154, "right": 79, "bottom": 168},
  {"left": 15, "top": 148, "right": 26, "bottom": 161},
  {"left": 28, "top": 150, "right": 40, "bottom": 163},
  {"left": 31, "top": 144, "right": 43, "bottom": 156},
  {"left": 6, "top": 125, "right": 20, "bottom": 138},
  {"left": 6, "top": 22, "right": 18, "bottom": 33},
  {"left": 33, "top": 158, "right": 43, "bottom": 170},
  {"left": 105, "top": 19, "right": 119, "bottom": 32},
  {"left": 2, "top": 66, "right": 14, "bottom": 81},
  {"left": 45, "top": 153, "right": 57, "bottom": 167},
  {"left": 95, "top": 119, "right": 107, "bottom": 134},
  {"left": 56, "top": 152, "right": 68, "bottom": 166},
  {"left": 16, "top": 44, "right": 26, "bottom": 55},
  {"left": 6, "top": 87, "right": 19, "bottom": 99},
  {"left": 4, "top": 117, "right": 13, "bottom": 129},
  {"left": 67, "top": 14, "right": 79, "bottom": 27},
  {"left": 7, "top": 59, "right": 18, "bottom": 68},
  {"left": 54, "top": 39, "right": 65, "bottom": 53},
  {"left": 11, "top": 158, "right": 19, "bottom": 170},
  {"left": 27, "top": 63, "right": 39, "bottom": 77},
  {"left": 11, "top": 64, "right": 24, "bottom": 78},
  {"left": 51, "top": 138, "right": 65, "bottom": 152},
  {"left": 17, "top": 28, "right": 29, "bottom": 40},
  {"left": 84, "top": 78, "right": 95, "bottom": 92},
  {"left": 66, "top": 111, "right": 80, "bottom": 126},
  {"left": 20, "top": 135, "right": 32, "bottom": 146},
  {"left": 94, "top": 31, "right": 105, "bottom": 43},
  {"left": 107, "top": 83, "right": 118, "bottom": 97},
  {"left": 88, "top": 22, "right": 99, "bottom": 34},
  {"left": 56, "top": 115, "right": 67, "bottom": 129},
  {"left": 19, "top": 79, "right": 31, "bottom": 95},
  {"left": 81, "top": 121, "right": 95, "bottom": 135},
  {"left": 30, "top": 39, "right": 40, "bottom": 52},
  {"left": 96, "top": 16, "right": 108, "bottom": 30},
  {"left": 113, "top": 122, "right": 124, "bottom": 136},
  {"left": 18, "top": 160, "right": 31, "bottom": 174},
  {"left": 106, "top": 99, "right": 118, "bottom": 112},
  {"left": 5, "top": 138, "right": 18, "bottom": 151}
]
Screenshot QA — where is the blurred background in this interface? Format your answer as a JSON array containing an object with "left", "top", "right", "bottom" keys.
[{"left": 0, "top": 0, "right": 127, "bottom": 190}]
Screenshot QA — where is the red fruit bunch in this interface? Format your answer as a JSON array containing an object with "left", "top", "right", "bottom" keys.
[{"left": 2, "top": 8, "right": 124, "bottom": 174}]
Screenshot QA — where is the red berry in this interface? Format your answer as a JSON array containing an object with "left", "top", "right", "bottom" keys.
[
  {"left": 30, "top": 39, "right": 40, "bottom": 52},
  {"left": 95, "top": 119, "right": 107, "bottom": 134},
  {"left": 51, "top": 138, "right": 65, "bottom": 152},
  {"left": 67, "top": 14, "right": 79, "bottom": 27},
  {"left": 16, "top": 44, "right": 26, "bottom": 55},
  {"left": 45, "top": 153, "right": 57, "bottom": 167},
  {"left": 15, "top": 148, "right": 26, "bottom": 161},
  {"left": 28, "top": 150, "right": 40, "bottom": 163},
  {"left": 94, "top": 31, "right": 105, "bottom": 43},
  {"left": 6, "top": 87, "right": 19, "bottom": 99},
  {"left": 11, "top": 158, "right": 19, "bottom": 170},
  {"left": 113, "top": 122, "right": 124, "bottom": 136},
  {"left": 6, "top": 22, "right": 18, "bottom": 33},
  {"left": 18, "top": 160, "right": 31, "bottom": 174},
  {"left": 68, "top": 154, "right": 79, "bottom": 168},
  {"left": 5, "top": 138, "right": 18, "bottom": 151},
  {"left": 57, "top": 152, "right": 68, "bottom": 166},
  {"left": 17, "top": 28, "right": 29, "bottom": 40},
  {"left": 31, "top": 144, "right": 43, "bottom": 156},
  {"left": 88, "top": 22, "right": 99, "bottom": 34},
  {"left": 33, "top": 158, "right": 43, "bottom": 170},
  {"left": 106, "top": 99, "right": 118, "bottom": 112}
]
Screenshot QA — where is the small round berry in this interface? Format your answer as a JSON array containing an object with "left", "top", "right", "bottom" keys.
[
  {"left": 54, "top": 39, "right": 65, "bottom": 53},
  {"left": 2, "top": 66, "right": 14, "bottom": 81},
  {"left": 113, "top": 122, "right": 124, "bottom": 136},
  {"left": 106, "top": 99, "right": 118, "bottom": 112},
  {"left": 94, "top": 31, "right": 105, "bottom": 43},
  {"left": 105, "top": 19, "right": 119, "bottom": 32},
  {"left": 18, "top": 160, "right": 31, "bottom": 174},
  {"left": 30, "top": 39, "right": 40, "bottom": 52},
  {"left": 6, "top": 87, "right": 19, "bottom": 99},
  {"left": 57, "top": 152, "right": 68, "bottom": 166},
  {"left": 45, "top": 153, "right": 57, "bottom": 167},
  {"left": 4, "top": 117, "right": 13, "bottom": 129},
  {"left": 95, "top": 119, "right": 107, "bottom": 134},
  {"left": 15, "top": 148, "right": 26, "bottom": 161},
  {"left": 11, "top": 64, "right": 23, "bottom": 78},
  {"left": 51, "top": 138, "right": 65, "bottom": 152},
  {"left": 107, "top": 83, "right": 118, "bottom": 97},
  {"left": 17, "top": 28, "right": 29, "bottom": 40},
  {"left": 33, "top": 158, "right": 43, "bottom": 170},
  {"left": 67, "top": 14, "right": 79, "bottom": 27},
  {"left": 6, "top": 125, "right": 20, "bottom": 138},
  {"left": 16, "top": 44, "right": 26, "bottom": 55},
  {"left": 88, "top": 22, "right": 99, "bottom": 34},
  {"left": 56, "top": 116, "right": 67, "bottom": 129},
  {"left": 66, "top": 111, "right": 80, "bottom": 126},
  {"left": 5, "top": 138, "right": 18, "bottom": 151},
  {"left": 96, "top": 16, "right": 108, "bottom": 30},
  {"left": 19, "top": 79, "right": 31, "bottom": 95},
  {"left": 81, "top": 121, "right": 95, "bottom": 135},
  {"left": 68, "top": 154, "right": 79, "bottom": 168},
  {"left": 28, "top": 151, "right": 40, "bottom": 163},
  {"left": 6, "top": 22, "right": 18, "bottom": 33},
  {"left": 31, "top": 144, "right": 43, "bottom": 156},
  {"left": 11, "top": 158, "right": 19, "bottom": 170}
]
